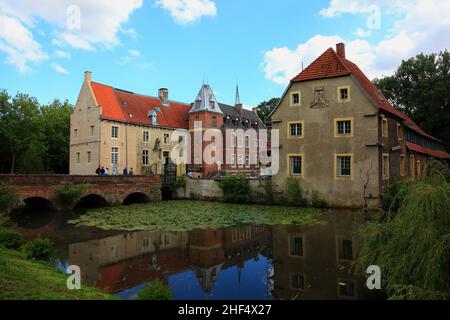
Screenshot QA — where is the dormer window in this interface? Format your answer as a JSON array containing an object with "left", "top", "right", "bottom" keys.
[
  {"left": 210, "top": 101, "right": 215, "bottom": 110},
  {"left": 148, "top": 110, "right": 158, "bottom": 125}
]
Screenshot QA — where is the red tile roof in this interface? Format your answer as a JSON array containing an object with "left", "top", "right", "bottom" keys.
[
  {"left": 406, "top": 142, "right": 450, "bottom": 160},
  {"left": 91, "top": 82, "right": 191, "bottom": 129},
  {"left": 291, "top": 47, "right": 441, "bottom": 142},
  {"left": 292, "top": 48, "right": 351, "bottom": 82}
]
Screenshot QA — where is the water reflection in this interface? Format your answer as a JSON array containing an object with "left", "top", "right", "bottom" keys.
[{"left": 13, "top": 208, "right": 378, "bottom": 300}]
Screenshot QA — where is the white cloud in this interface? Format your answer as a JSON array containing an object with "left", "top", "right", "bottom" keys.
[
  {"left": 122, "top": 27, "right": 138, "bottom": 39},
  {"left": 0, "top": 0, "right": 143, "bottom": 70},
  {"left": 54, "top": 50, "right": 71, "bottom": 59},
  {"left": 261, "top": 35, "right": 343, "bottom": 85},
  {"left": 50, "top": 62, "right": 69, "bottom": 74},
  {"left": 128, "top": 49, "right": 141, "bottom": 57},
  {"left": 0, "top": 14, "right": 47, "bottom": 72},
  {"left": 156, "top": 0, "right": 217, "bottom": 25},
  {"left": 263, "top": 0, "right": 450, "bottom": 84},
  {"left": 356, "top": 28, "right": 372, "bottom": 37}
]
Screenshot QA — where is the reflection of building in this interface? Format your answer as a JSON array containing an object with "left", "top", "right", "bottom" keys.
[
  {"left": 69, "top": 225, "right": 271, "bottom": 294},
  {"left": 271, "top": 211, "right": 366, "bottom": 300}
]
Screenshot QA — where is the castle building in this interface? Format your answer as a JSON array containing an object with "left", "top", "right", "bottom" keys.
[
  {"left": 270, "top": 43, "right": 450, "bottom": 208},
  {"left": 70, "top": 72, "right": 266, "bottom": 178}
]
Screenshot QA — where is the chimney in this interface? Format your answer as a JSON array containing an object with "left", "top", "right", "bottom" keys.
[
  {"left": 336, "top": 43, "right": 346, "bottom": 59},
  {"left": 158, "top": 88, "right": 169, "bottom": 106},
  {"left": 84, "top": 71, "right": 92, "bottom": 84}
]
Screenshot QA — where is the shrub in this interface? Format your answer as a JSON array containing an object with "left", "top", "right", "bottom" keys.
[
  {"left": 311, "top": 191, "right": 327, "bottom": 208},
  {"left": 21, "top": 238, "right": 52, "bottom": 261},
  {"left": 0, "top": 229, "right": 22, "bottom": 249},
  {"left": 259, "top": 179, "right": 275, "bottom": 205},
  {"left": 138, "top": 281, "right": 172, "bottom": 300},
  {"left": 381, "top": 178, "right": 414, "bottom": 213},
  {"left": 174, "top": 176, "right": 187, "bottom": 189},
  {"left": 357, "top": 170, "right": 450, "bottom": 299},
  {"left": 286, "top": 178, "right": 308, "bottom": 207},
  {"left": 217, "top": 174, "right": 250, "bottom": 203},
  {"left": 56, "top": 184, "right": 89, "bottom": 206},
  {"left": 0, "top": 187, "right": 17, "bottom": 212}
]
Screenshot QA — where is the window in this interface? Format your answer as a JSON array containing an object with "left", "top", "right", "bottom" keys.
[
  {"left": 142, "top": 150, "right": 149, "bottom": 166},
  {"left": 110, "top": 246, "right": 119, "bottom": 258},
  {"left": 338, "top": 280, "right": 355, "bottom": 297},
  {"left": 164, "top": 133, "right": 170, "bottom": 145},
  {"left": 335, "top": 119, "right": 352, "bottom": 136},
  {"left": 245, "top": 155, "right": 250, "bottom": 168},
  {"left": 143, "top": 239, "right": 150, "bottom": 250},
  {"left": 410, "top": 155, "right": 415, "bottom": 178},
  {"left": 76, "top": 152, "right": 80, "bottom": 164},
  {"left": 383, "top": 154, "right": 390, "bottom": 180},
  {"left": 289, "top": 122, "right": 303, "bottom": 138},
  {"left": 230, "top": 133, "right": 236, "bottom": 148},
  {"left": 87, "top": 151, "right": 91, "bottom": 164},
  {"left": 74, "top": 129, "right": 78, "bottom": 139},
  {"left": 340, "top": 239, "right": 353, "bottom": 260},
  {"left": 397, "top": 123, "right": 403, "bottom": 140},
  {"left": 400, "top": 154, "right": 406, "bottom": 177},
  {"left": 231, "top": 154, "right": 236, "bottom": 168},
  {"left": 209, "top": 101, "right": 215, "bottom": 110},
  {"left": 112, "top": 126, "right": 119, "bottom": 139},
  {"left": 212, "top": 116, "right": 217, "bottom": 127},
  {"left": 90, "top": 125, "right": 94, "bottom": 136},
  {"left": 382, "top": 118, "right": 388, "bottom": 137},
  {"left": 291, "top": 92, "right": 301, "bottom": 106},
  {"left": 255, "top": 154, "right": 260, "bottom": 168},
  {"left": 337, "top": 155, "right": 352, "bottom": 178},
  {"left": 111, "top": 147, "right": 119, "bottom": 165},
  {"left": 290, "top": 274, "right": 305, "bottom": 290},
  {"left": 143, "top": 130, "right": 149, "bottom": 142},
  {"left": 238, "top": 135, "right": 244, "bottom": 148},
  {"left": 338, "top": 86, "right": 351, "bottom": 102},
  {"left": 289, "top": 155, "right": 302, "bottom": 176},
  {"left": 245, "top": 135, "right": 250, "bottom": 148},
  {"left": 289, "top": 235, "right": 304, "bottom": 257},
  {"left": 238, "top": 154, "right": 244, "bottom": 168}
]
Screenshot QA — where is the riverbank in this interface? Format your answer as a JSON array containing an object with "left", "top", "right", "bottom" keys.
[
  {"left": 0, "top": 247, "right": 116, "bottom": 300},
  {"left": 68, "top": 200, "right": 325, "bottom": 231}
]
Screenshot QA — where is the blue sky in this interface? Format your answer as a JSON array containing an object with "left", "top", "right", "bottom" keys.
[{"left": 1, "top": 0, "right": 450, "bottom": 108}]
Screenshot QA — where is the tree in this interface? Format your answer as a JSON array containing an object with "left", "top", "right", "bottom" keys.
[
  {"left": 0, "top": 91, "right": 46, "bottom": 173},
  {"left": 256, "top": 97, "right": 280, "bottom": 124},
  {"left": 39, "top": 100, "right": 72, "bottom": 173},
  {"left": 374, "top": 51, "right": 450, "bottom": 149}
]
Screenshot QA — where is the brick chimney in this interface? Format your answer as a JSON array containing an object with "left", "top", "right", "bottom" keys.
[
  {"left": 158, "top": 88, "right": 169, "bottom": 106},
  {"left": 84, "top": 71, "right": 92, "bottom": 84},
  {"left": 336, "top": 43, "right": 346, "bottom": 59}
]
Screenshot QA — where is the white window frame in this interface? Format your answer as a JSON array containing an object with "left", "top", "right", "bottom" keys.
[
  {"left": 143, "top": 130, "right": 150, "bottom": 142},
  {"left": 111, "top": 126, "right": 119, "bottom": 139},
  {"left": 111, "top": 147, "right": 119, "bottom": 165}
]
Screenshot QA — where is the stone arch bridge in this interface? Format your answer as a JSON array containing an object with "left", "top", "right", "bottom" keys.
[{"left": 0, "top": 175, "right": 161, "bottom": 212}]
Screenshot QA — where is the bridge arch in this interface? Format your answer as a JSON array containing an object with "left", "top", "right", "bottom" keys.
[
  {"left": 123, "top": 192, "right": 151, "bottom": 205},
  {"left": 22, "top": 197, "right": 57, "bottom": 211},
  {"left": 73, "top": 194, "right": 109, "bottom": 211}
]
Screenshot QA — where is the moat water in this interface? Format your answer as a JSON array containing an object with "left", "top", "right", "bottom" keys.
[{"left": 11, "top": 205, "right": 382, "bottom": 300}]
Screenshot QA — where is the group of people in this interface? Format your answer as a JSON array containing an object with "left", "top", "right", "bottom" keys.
[{"left": 95, "top": 166, "right": 134, "bottom": 176}]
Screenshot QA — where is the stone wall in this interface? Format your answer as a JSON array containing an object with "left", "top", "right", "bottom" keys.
[{"left": 174, "top": 178, "right": 270, "bottom": 203}]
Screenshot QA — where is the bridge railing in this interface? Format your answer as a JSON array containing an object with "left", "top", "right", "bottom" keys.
[{"left": 0, "top": 175, "right": 160, "bottom": 186}]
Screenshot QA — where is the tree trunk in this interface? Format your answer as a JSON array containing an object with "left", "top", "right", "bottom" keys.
[{"left": 10, "top": 152, "right": 16, "bottom": 174}]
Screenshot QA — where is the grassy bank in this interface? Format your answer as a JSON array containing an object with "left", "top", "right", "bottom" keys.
[
  {"left": 0, "top": 247, "right": 116, "bottom": 300},
  {"left": 69, "top": 200, "right": 325, "bottom": 231}
]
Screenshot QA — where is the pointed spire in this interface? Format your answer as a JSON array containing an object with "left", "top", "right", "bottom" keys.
[{"left": 235, "top": 84, "right": 241, "bottom": 106}]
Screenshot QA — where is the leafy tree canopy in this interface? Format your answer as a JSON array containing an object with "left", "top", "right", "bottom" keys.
[
  {"left": 374, "top": 51, "right": 450, "bottom": 148},
  {"left": 256, "top": 97, "right": 280, "bottom": 124}
]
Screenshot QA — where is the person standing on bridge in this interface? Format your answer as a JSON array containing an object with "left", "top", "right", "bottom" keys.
[
  {"left": 104, "top": 168, "right": 109, "bottom": 176},
  {"left": 123, "top": 167, "right": 128, "bottom": 176},
  {"left": 129, "top": 168, "right": 134, "bottom": 176},
  {"left": 96, "top": 166, "right": 101, "bottom": 175},
  {"left": 100, "top": 167, "right": 105, "bottom": 175}
]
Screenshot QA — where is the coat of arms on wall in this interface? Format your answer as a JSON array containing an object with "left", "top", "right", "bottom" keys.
[{"left": 310, "top": 86, "right": 329, "bottom": 108}]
